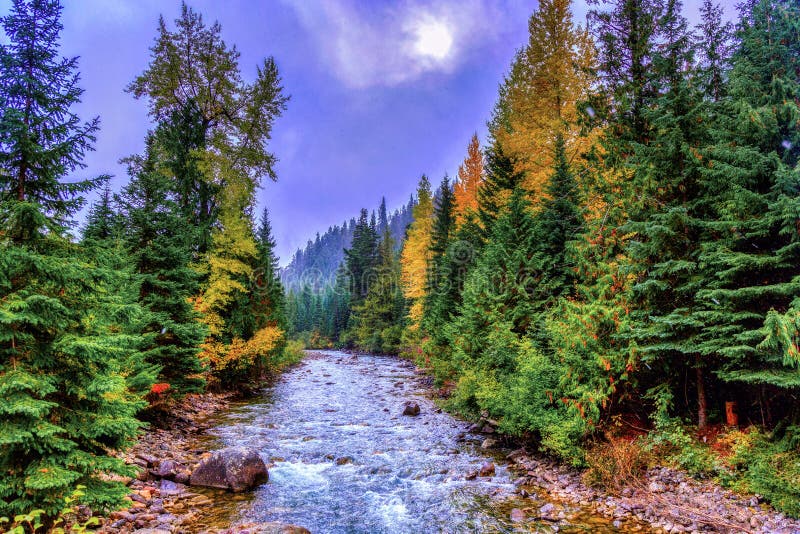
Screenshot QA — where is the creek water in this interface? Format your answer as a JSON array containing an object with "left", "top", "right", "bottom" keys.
[{"left": 189, "top": 351, "right": 644, "bottom": 533}]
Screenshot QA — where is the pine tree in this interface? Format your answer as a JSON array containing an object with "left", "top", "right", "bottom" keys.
[
  {"left": 350, "top": 229, "right": 404, "bottom": 353},
  {"left": 82, "top": 184, "right": 118, "bottom": 245},
  {"left": 529, "top": 135, "right": 585, "bottom": 345},
  {"left": 118, "top": 135, "right": 207, "bottom": 394},
  {"left": 422, "top": 175, "right": 456, "bottom": 337},
  {"left": 344, "top": 208, "right": 380, "bottom": 307},
  {"left": 0, "top": 0, "right": 146, "bottom": 517},
  {"left": 451, "top": 188, "right": 539, "bottom": 369},
  {"left": 254, "top": 208, "right": 286, "bottom": 331},
  {"left": 694, "top": 0, "right": 800, "bottom": 422},
  {"left": 476, "top": 143, "right": 526, "bottom": 239},
  {"left": 620, "top": 0, "right": 718, "bottom": 427}
]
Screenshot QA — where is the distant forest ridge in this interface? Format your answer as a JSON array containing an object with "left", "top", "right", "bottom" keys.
[{"left": 281, "top": 195, "right": 417, "bottom": 291}]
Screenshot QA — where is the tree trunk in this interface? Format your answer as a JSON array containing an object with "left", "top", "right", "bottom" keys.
[{"left": 696, "top": 363, "right": 708, "bottom": 430}]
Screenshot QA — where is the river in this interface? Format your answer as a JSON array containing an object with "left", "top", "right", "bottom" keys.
[{"left": 188, "top": 351, "right": 645, "bottom": 533}]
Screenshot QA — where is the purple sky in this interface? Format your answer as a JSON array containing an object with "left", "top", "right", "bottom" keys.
[{"left": 0, "top": 0, "right": 736, "bottom": 263}]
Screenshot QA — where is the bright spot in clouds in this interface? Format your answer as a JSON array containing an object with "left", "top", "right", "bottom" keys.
[{"left": 412, "top": 19, "right": 453, "bottom": 60}]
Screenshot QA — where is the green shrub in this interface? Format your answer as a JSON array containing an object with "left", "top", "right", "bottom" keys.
[{"left": 724, "top": 426, "right": 800, "bottom": 518}]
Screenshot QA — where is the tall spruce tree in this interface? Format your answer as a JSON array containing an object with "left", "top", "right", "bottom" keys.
[
  {"left": 344, "top": 208, "right": 380, "bottom": 307},
  {"left": 0, "top": 0, "right": 147, "bottom": 517},
  {"left": 529, "top": 135, "right": 585, "bottom": 345},
  {"left": 118, "top": 135, "right": 207, "bottom": 394},
  {"left": 619, "top": 0, "right": 717, "bottom": 427},
  {"left": 477, "top": 144, "right": 526, "bottom": 240},
  {"left": 695, "top": 0, "right": 800, "bottom": 423},
  {"left": 451, "top": 187, "right": 539, "bottom": 370},
  {"left": 422, "top": 176, "right": 456, "bottom": 336},
  {"left": 253, "top": 207, "right": 286, "bottom": 331}
]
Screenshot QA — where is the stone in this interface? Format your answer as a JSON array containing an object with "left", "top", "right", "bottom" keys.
[
  {"left": 157, "top": 459, "right": 179, "bottom": 479},
  {"left": 479, "top": 462, "right": 495, "bottom": 477},
  {"left": 510, "top": 508, "right": 525, "bottom": 522},
  {"left": 648, "top": 481, "right": 666, "bottom": 493},
  {"left": 189, "top": 447, "right": 268, "bottom": 492},
  {"left": 335, "top": 456, "right": 353, "bottom": 465},
  {"left": 465, "top": 470, "right": 478, "bottom": 480},
  {"left": 402, "top": 401, "right": 420, "bottom": 416},
  {"left": 480, "top": 438, "right": 498, "bottom": 449}
]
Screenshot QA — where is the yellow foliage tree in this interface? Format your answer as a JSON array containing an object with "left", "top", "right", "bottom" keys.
[
  {"left": 490, "top": 0, "right": 597, "bottom": 204},
  {"left": 400, "top": 175, "right": 434, "bottom": 335},
  {"left": 453, "top": 133, "right": 483, "bottom": 226}
]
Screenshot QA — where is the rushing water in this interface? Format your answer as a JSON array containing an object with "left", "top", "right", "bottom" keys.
[{"left": 190, "top": 351, "right": 644, "bottom": 533}]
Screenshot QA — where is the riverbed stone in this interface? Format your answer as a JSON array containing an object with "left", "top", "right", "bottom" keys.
[
  {"left": 189, "top": 446, "right": 268, "bottom": 492},
  {"left": 402, "top": 401, "right": 420, "bottom": 416},
  {"left": 479, "top": 461, "right": 495, "bottom": 477}
]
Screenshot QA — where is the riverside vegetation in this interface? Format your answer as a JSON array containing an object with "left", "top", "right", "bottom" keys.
[
  {"left": 0, "top": 0, "right": 301, "bottom": 530},
  {"left": 1, "top": 0, "right": 800, "bottom": 531},
  {"left": 285, "top": 0, "right": 800, "bottom": 522}
]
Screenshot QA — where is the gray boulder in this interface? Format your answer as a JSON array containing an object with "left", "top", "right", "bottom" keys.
[{"left": 189, "top": 447, "right": 268, "bottom": 492}]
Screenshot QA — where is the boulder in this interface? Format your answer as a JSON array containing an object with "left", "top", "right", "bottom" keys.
[
  {"left": 479, "top": 461, "right": 495, "bottom": 477},
  {"left": 156, "top": 459, "right": 179, "bottom": 479},
  {"left": 189, "top": 447, "right": 268, "bottom": 492},
  {"left": 402, "top": 401, "right": 420, "bottom": 416}
]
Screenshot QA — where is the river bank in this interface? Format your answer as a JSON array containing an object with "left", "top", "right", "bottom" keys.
[{"left": 97, "top": 351, "right": 799, "bottom": 533}]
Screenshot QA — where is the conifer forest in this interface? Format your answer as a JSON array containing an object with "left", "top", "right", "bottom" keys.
[{"left": 1, "top": 0, "right": 800, "bottom": 532}]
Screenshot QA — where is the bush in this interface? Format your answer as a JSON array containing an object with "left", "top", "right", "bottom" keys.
[
  {"left": 276, "top": 339, "right": 306, "bottom": 370},
  {"left": 724, "top": 426, "right": 800, "bottom": 518},
  {"left": 583, "top": 436, "right": 652, "bottom": 492}
]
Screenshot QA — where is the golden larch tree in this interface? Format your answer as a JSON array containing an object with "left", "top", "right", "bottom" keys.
[
  {"left": 400, "top": 176, "right": 434, "bottom": 336},
  {"left": 490, "top": 0, "right": 596, "bottom": 205},
  {"left": 453, "top": 133, "right": 483, "bottom": 226}
]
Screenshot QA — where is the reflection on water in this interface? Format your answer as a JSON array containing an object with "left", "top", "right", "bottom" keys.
[{"left": 186, "top": 351, "right": 648, "bottom": 533}]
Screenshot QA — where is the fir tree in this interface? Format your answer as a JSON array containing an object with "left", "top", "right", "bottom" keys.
[
  {"left": 344, "top": 208, "right": 380, "bottom": 306},
  {"left": 476, "top": 144, "right": 526, "bottom": 240},
  {"left": 118, "top": 135, "right": 207, "bottom": 394},
  {"left": 529, "top": 135, "right": 585, "bottom": 345},
  {"left": 422, "top": 175, "right": 456, "bottom": 336},
  {"left": 253, "top": 207, "right": 286, "bottom": 332},
  {"left": 0, "top": 0, "right": 146, "bottom": 517},
  {"left": 695, "top": 0, "right": 800, "bottom": 422}
]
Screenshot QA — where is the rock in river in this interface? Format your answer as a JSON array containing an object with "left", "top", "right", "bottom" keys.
[
  {"left": 189, "top": 446, "right": 268, "bottom": 492},
  {"left": 402, "top": 401, "right": 420, "bottom": 416}
]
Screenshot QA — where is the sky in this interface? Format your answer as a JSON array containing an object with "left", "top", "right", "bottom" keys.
[{"left": 0, "top": 0, "right": 737, "bottom": 264}]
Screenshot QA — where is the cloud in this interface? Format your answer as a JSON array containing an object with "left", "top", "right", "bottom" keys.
[{"left": 282, "top": 0, "right": 524, "bottom": 89}]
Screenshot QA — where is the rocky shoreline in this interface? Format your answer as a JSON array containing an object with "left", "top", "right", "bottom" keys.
[
  {"left": 96, "top": 393, "right": 308, "bottom": 534},
  {"left": 499, "top": 444, "right": 800, "bottom": 534},
  {"left": 92, "top": 354, "right": 799, "bottom": 534}
]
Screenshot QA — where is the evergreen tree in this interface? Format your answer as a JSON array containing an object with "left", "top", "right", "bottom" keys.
[
  {"left": 530, "top": 135, "right": 585, "bottom": 342},
  {"left": 82, "top": 184, "right": 118, "bottom": 245},
  {"left": 476, "top": 144, "right": 526, "bottom": 240},
  {"left": 451, "top": 188, "right": 539, "bottom": 369},
  {"left": 253, "top": 207, "right": 286, "bottom": 332},
  {"left": 0, "top": 0, "right": 146, "bottom": 517},
  {"left": 350, "top": 229, "right": 404, "bottom": 353},
  {"left": 118, "top": 135, "right": 207, "bottom": 394},
  {"left": 694, "top": 0, "right": 800, "bottom": 422},
  {"left": 621, "top": 0, "right": 718, "bottom": 427},
  {"left": 344, "top": 208, "right": 380, "bottom": 306},
  {"left": 422, "top": 175, "right": 456, "bottom": 336}
]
